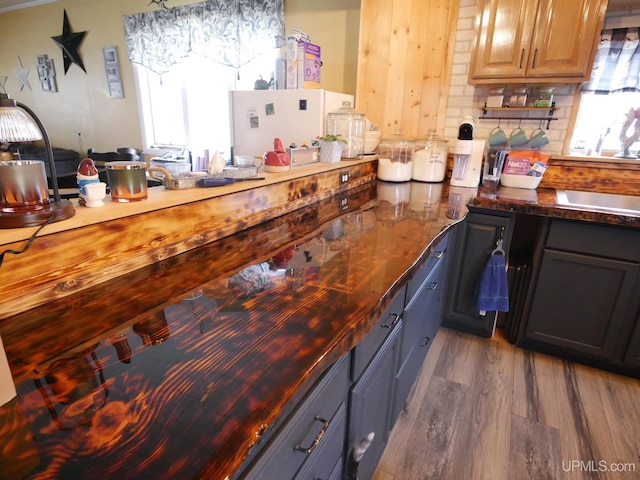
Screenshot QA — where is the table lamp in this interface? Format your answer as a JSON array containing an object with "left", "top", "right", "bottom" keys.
[{"left": 0, "top": 93, "right": 75, "bottom": 228}]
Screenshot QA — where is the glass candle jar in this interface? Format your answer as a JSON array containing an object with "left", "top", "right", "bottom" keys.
[
  {"left": 412, "top": 130, "right": 448, "bottom": 182},
  {"left": 106, "top": 161, "right": 148, "bottom": 202},
  {"left": 377, "top": 132, "right": 414, "bottom": 182}
]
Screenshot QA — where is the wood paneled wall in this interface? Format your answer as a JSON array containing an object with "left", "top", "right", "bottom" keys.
[{"left": 356, "top": 0, "right": 460, "bottom": 138}]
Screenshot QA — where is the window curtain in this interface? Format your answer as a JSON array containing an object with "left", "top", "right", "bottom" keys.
[
  {"left": 582, "top": 27, "right": 640, "bottom": 93},
  {"left": 123, "top": 0, "right": 285, "bottom": 75}
]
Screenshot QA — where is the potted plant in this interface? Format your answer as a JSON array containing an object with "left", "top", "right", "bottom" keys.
[{"left": 317, "top": 134, "right": 346, "bottom": 163}]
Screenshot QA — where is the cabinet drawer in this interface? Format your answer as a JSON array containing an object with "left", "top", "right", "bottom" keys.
[
  {"left": 406, "top": 234, "right": 449, "bottom": 302},
  {"left": 547, "top": 220, "right": 640, "bottom": 262},
  {"left": 243, "top": 354, "right": 350, "bottom": 480},
  {"left": 402, "top": 258, "right": 445, "bottom": 362},
  {"left": 351, "top": 287, "right": 405, "bottom": 382}
]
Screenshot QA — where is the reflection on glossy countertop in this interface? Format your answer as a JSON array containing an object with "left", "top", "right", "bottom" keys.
[{"left": 0, "top": 180, "right": 460, "bottom": 480}]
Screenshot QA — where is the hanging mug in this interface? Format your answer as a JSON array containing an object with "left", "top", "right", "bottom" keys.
[
  {"left": 529, "top": 128, "right": 550, "bottom": 149},
  {"left": 509, "top": 127, "right": 528, "bottom": 148},
  {"left": 488, "top": 127, "right": 508, "bottom": 147}
]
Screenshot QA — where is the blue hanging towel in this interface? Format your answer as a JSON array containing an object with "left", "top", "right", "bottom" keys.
[{"left": 475, "top": 240, "right": 509, "bottom": 315}]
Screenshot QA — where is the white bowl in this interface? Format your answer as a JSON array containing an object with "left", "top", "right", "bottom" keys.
[
  {"left": 500, "top": 173, "right": 543, "bottom": 189},
  {"left": 364, "top": 131, "right": 381, "bottom": 153}
]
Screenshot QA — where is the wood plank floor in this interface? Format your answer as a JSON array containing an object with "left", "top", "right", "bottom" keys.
[{"left": 373, "top": 327, "right": 640, "bottom": 480}]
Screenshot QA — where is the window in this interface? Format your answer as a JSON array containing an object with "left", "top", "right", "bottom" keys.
[
  {"left": 133, "top": 50, "right": 280, "bottom": 161},
  {"left": 570, "top": 17, "right": 640, "bottom": 158},
  {"left": 570, "top": 91, "right": 640, "bottom": 156}
]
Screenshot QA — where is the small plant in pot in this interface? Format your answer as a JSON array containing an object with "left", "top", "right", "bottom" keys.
[{"left": 317, "top": 134, "right": 346, "bottom": 163}]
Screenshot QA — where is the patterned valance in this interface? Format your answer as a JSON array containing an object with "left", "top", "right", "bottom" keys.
[
  {"left": 582, "top": 27, "right": 640, "bottom": 94},
  {"left": 123, "top": 0, "right": 285, "bottom": 75}
]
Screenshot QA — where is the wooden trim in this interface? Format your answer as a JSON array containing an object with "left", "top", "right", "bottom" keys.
[{"left": 0, "top": 161, "right": 377, "bottom": 319}]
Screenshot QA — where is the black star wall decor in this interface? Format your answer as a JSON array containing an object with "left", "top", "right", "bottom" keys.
[{"left": 51, "top": 10, "right": 88, "bottom": 74}]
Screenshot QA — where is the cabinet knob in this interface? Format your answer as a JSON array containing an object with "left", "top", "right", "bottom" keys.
[
  {"left": 427, "top": 281, "right": 438, "bottom": 291},
  {"left": 432, "top": 250, "right": 444, "bottom": 259},
  {"left": 382, "top": 312, "right": 401, "bottom": 329}
]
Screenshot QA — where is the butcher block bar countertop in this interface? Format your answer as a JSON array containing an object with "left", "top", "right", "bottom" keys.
[
  {"left": 0, "top": 159, "right": 377, "bottom": 319},
  {"left": 0, "top": 179, "right": 460, "bottom": 479}
]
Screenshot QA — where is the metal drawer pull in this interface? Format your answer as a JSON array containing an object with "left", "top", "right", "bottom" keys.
[
  {"left": 519, "top": 49, "right": 525, "bottom": 68},
  {"left": 295, "top": 416, "right": 329, "bottom": 454},
  {"left": 381, "top": 312, "right": 401, "bottom": 329},
  {"left": 432, "top": 250, "right": 444, "bottom": 259},
  {"left": 531, "top": 48, "right": 538, "bottom": 69},
  {"left": 427, "top": 281, "right": 438, "bottom": 291}
]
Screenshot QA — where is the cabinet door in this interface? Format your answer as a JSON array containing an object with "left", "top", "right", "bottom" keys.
[
  {"left": 528, "top": 0, "right": 607, "bottom": 79},
  {"left": 443, "top": 212, "right": 514, "bottom": 337},
  {"left": 470, "top": 0, "right": 537, "bottom": 80},
  {"left": 243, "top": 354, "right": 350, "bottom": 480},
  {"left": 522, "top": 250, "right": 639, "bottom": 360},
  {"left": 470, "top": 0, "right": 607, "bottom": 82},
  {"left": 624, "top": 311, "right": 640, "bottom": 369},
  {"left": 347, "top": 324, "right": 400, "bottom": 480},
  {"left": 392, "top": 259, "right": 445, "bottom": 425}
]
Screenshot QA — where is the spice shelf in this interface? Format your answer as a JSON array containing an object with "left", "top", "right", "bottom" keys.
[{"left": 479, "top": 103, "right": 558, "bottom": 129}]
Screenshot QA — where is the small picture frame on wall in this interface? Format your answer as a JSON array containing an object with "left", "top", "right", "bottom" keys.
[
  {"left": 103, "top": 46, "right": 119, "bottom": 65},
  {"left": 103, "top": 46, "right": 123, "bottom": 98},
  {"left": 36, "top": 54, "right": 57, "bottom": 93},
  {"left": 108, "top": 81, "right": 124, "bottom": 99},
  {"left": 106, "top": 65, "right": 120, "bottom": 82}
]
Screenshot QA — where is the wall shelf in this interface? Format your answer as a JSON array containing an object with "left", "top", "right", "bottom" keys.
[{"left": 480, "top": 102, "right": 558, "bottom": 129}]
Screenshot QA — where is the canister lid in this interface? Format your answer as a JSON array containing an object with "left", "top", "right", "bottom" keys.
[
  {"left": 105, "top": 161, "right": 147, "bottom": 170},
  {"left": 329, "top": 101, "right": 364, "bottom": 118}
]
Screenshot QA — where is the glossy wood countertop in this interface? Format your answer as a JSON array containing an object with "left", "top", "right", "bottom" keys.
[
  {"left": 0, "top": 180, "right": 460, "bottom": 480},
  {"left": 1, "top": 179, "right": 637, "bottom": 479},
  {"left": 470, "top": 185, "right": 640, "bottom": 228}
]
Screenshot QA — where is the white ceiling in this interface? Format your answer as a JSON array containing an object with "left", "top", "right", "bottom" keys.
[{"left": 0, "top": 0, "right": 57, "bottom": 14}]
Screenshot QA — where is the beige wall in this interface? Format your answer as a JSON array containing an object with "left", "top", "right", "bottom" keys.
[{"left": 0, "top": 0, "right": 359, "bottom": 153}]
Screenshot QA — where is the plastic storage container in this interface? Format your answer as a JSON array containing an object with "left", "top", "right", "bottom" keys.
[
  {"left": 486, "top": 88, "right": 505, "bottom": 108},
  {"left": 412, "top": 130, "right": 448, "bottom": 182},
  {"left": 535, "top": 88, "right": 554, "bottom": 108},
  {"left": 325, "top": 102, "right": 366, "bottom": 158},
  {"left": 508, "top": 88, "right": 528, "bottom": 108},
  {"left": 377, "top": 132, "right": 414, "bottom": 182}
]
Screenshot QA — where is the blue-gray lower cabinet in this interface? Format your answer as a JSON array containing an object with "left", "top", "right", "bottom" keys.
[
  {"left": 389, "top": 234, "right": 449, "bottom": 425},
  {"left": 391, "top": 250, "right": 447, "bottom": 425},
  {"left": 443, "top": 211, "right": 515, "bottom": 337},
  {"left": 518, "top": 219, "right": 640, "bottom": 377},
  {"left": 347, "top": 320, "right": 401, "bottom": 480},
  {"left": 241, "top": 353, "right": 350, "bottom": 480},
  {"left": 624, "top": 310, "right": 640, "bottom": 369}
]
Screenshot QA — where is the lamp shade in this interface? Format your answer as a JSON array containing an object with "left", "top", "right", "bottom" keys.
[
  {"left": 0, "top": 94, "right": 75, "bottom": 228},
  {"left": 0, "top": 103, "right": 43, "bottom": 142}
]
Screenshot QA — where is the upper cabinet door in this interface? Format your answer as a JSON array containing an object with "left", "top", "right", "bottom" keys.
[
  {"left": 469, "top": 0, "right": 609, "bottom": 84},
  {"left": 470, "top": 0, "right": 537, "bottom": 80},
  {"left": 529, "top": 0, "right": 608, "bottom": 77}
]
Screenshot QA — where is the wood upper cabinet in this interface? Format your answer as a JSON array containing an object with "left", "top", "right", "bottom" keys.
[{"left": 469, "top": 0, "right": 609, "bottom": 84}]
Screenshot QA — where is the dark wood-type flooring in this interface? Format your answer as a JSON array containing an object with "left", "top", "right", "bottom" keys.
[{"left": 373, "top": 328, "right": 640, "bottom": 480}]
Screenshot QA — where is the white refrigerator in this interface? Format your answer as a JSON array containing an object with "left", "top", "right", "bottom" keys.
[{"left": 230, "top": 89, "right": 354, "bottom": 157}]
